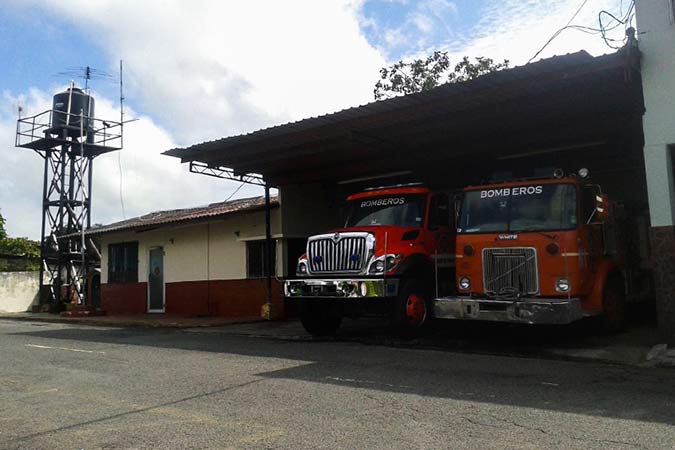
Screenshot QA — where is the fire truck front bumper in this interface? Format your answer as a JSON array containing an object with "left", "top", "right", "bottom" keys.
[
  {"left": 284, "top": 278, "right": 399, "bottom": 299},
  {"left": 433, "top": 296, "right": 583, "bottom": 325}
]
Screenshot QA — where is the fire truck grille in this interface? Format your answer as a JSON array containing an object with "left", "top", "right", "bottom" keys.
[
  {"left": 308, "top": 235, "right": 369, "bottom": 273},
  {"left": 482, "top": 247, "right": 539, "bottom": 295}
]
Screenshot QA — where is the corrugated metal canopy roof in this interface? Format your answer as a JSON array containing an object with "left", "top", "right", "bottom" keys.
[{"left": 164, "top": 49, "right": 643, "bottom": 187}]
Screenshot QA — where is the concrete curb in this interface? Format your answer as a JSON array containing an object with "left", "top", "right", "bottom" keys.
[
  {"left": 0, "top": 313, "right": 266, "bottom": 329},
  {"left": 644, "top": 344, "right": 675, "bottom": 368}
]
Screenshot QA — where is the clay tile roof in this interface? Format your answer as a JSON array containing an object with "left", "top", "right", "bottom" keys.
[{"left": 80, "top": 195, "right": 278, "bottom": 236}]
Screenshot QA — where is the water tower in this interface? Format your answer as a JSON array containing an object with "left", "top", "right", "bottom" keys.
[{"left": 15, "top": 81, "right": 124, "bottom": 311}]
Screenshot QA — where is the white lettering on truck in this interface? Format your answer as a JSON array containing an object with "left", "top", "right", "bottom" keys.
[
  {"left": 480, "top": 185, "right": 543, "bottom": 199},
  {"left": 360, "top": 197, "right": 406, "bottom": 208}
]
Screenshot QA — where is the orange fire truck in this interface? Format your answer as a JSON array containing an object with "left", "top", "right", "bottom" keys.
[
  {"left": 433, "top": 170, "right": 628, "bottom": 330},
  {"left": 285, "top": 185, "right": 455, "bottom": 335}
]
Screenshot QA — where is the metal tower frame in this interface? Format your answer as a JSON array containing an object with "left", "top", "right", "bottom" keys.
[{"left": 16, "top": 86, "right": 123, "bottom": 310}]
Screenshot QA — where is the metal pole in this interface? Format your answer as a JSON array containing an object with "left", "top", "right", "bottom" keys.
[
  {"left": 56, "top": 133, "right": 68, "bottom": 310},
  {"left": 119, "top": 60, "right": 124, "bottom": 148},
  {"left": 265, "top": 184, "right": 272, "bottom": 305},
  {"left": 87, "top": 159, "right": 93, "bottom": 229},
  {"left": 79, "top": 109, "right": 86, "bottom": 306},
  {"left": 38, "top": 150, "right": 49, "bottom": 305}
]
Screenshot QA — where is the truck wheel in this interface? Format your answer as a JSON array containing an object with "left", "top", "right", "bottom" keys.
[
  {"left": 602, "top": 275, "right": 627, "bottom": 333},
  {"left": 299, "top": 300, "right": 342, "bottom": 336},
  {"left": 391, "top": 279, "right": 430, "bottom": 335}
]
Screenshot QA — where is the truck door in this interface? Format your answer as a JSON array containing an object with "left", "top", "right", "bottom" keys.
[{"left": 426, "top": 193, "right": 454, "bottom": 271}]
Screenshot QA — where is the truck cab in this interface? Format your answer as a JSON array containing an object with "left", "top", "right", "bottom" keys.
[
  {"left": 433, "top": 171, "right": 626, "bottom": 329},
  {"left": 285, "top": 185, "right": 455, "bottom": 335}
]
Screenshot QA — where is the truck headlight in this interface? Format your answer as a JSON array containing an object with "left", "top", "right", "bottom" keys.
[
  {"left": 296, "top": 261, "right": 308, "bottom": 276},
  {"left": 370, "top": 259, "right": 385, "bottom": 273},
  {"left": 368, "top": 254, "right": 400, "bottom": 274},
  {"left": 385, "top": 255, "right": 400, "bottom": 271},
  {"left": 459, "top": 277, "right": 471, "bottom": 290},
  {"left": 555, "top": 277, "right": 570, "bottom": 292}
]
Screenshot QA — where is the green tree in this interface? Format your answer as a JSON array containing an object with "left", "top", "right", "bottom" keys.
[
  {"left": 0, "top": 213, "right": 6, "bottom": 240},
  {"left": 374, "top": 52, "right": 509, "bottom": 100},
  {"left": 0, "top": 237, "right": 40, "bottom": 260},
  {"left": 0, "top": 213, "right": 40, "bottom": 271}
]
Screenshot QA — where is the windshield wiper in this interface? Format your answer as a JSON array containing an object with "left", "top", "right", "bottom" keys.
[{"left": 511, "top": 229, "right": 558, "bottom": 240}]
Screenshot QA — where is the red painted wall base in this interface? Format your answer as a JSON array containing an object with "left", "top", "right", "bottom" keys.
[
  {"left": 101, "top": 282, "right": 147, "bottom": 314},
  {"left": 101, "top": 279, "right": 283, "bottom": 318}
]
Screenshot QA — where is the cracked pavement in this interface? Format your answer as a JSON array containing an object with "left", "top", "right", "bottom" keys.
[{"left": 0, "top": 319, "right": 673, "bottom": 450}]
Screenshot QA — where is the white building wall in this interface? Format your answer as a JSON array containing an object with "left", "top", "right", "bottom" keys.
[
  {"left": 99, "top": 208, "right": 282, "bottom": 284},
  {"left": 636, "top": 0, "right": 675, "bottom": 226},
  {"left": 0, "top": 271, "right": 39, "bottom": 312}
]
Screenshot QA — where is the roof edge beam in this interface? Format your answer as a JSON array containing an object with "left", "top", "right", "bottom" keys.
[{"left": 189, "top": 161, "right": 269, "bottom": 187}]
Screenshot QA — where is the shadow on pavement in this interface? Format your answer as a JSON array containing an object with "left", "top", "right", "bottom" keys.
[{"left": 8, "top": 314, "right": 674, "bottom": 427}]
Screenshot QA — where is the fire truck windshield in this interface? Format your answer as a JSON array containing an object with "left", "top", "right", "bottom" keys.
[
  {"left": 345, "top": 194, "right": 427, "bottom": 227},
  {"left": 458, "top": 183, "right": 577, "bottom": 234}
]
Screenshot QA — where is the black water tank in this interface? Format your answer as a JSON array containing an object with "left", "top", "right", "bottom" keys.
[{"left": 51, "top": 87, "right": 95, "bottom": 134}]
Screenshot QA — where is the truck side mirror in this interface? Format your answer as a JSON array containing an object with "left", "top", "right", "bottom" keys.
[
  {"left": 595, "top": 193, "right": 610, "bottom": 222},
  {"left": 453, "top": 195, "right": 463, "bottom": 225}
]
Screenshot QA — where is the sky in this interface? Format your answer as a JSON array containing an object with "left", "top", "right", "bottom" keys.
[{"left": 0, "top": 0, "right": 634, "bottom": 239}]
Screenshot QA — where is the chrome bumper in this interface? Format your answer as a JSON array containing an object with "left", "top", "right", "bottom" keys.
[
  {"left": 433, "top": 296, "right": 583, "bottom": 325},
  {"left": 284, "top": 278, "right": 399, "bottom": 299}
]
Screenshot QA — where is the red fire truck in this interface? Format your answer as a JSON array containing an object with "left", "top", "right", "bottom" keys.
[
  {"left": 285, "top": 185, "right": 455, "bottom": 335},
  {"left": 433, "top": 169, "right": 631, "bottom": 330}
]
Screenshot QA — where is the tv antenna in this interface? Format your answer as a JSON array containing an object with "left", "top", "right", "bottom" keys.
[{"left": 53, "top": 65, "right": 116, "bottom": 91}]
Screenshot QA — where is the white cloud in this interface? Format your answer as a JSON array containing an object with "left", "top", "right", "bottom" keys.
[
  {"left": 412, "top": 12, "right": 435, "bottom": 34},
  {"left": 1, "top": 88, "right": 262, "bottom": 239},
  {"left": 367, "top": 0, "right": 631, "bottom": 65},
  {"left": 24, "top": 0, "right": 386, "bottom": 145},
  {"left": 363, "top": 0, "right": 459, "bottom": 59},
  {"left": 1, "top": 0, "right": 387, "bottom": 239},
  {"left": 0, "top": 90, "right": 52, "bottom": 239},
  {"left": 426, "top": 0, "right": 630, "bottom": 66}
]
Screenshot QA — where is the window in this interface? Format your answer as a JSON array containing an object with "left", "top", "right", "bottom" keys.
[
  {"left": 459, "top": 184, "right": 577, "bottom": 234},
  {"left": 108, "top": 242, "right": 138, "bottom": 283},
  {"left": 582, "top": 186, "right": 599, "bottom": 224},
  {"left": 247, "top": 240, "right": 277, "bottom": 279},
  {"left": 345, "top": 194, "right": 427, "bottom": 227},
  {"left": 428, "top": 193, "right": 450, "bottom": 230}
]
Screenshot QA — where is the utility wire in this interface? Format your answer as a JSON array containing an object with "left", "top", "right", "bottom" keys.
[
  {"left": 528, "top": 0, "right": 591, "bottom": 63},
  {"left": 223, "top": 181, "right": 246, "bottom": 203},
  {"left": 528, "top": 0, "right": 635, "bottom": 63},
  {"left": 118, "top": 152, "right": 126, "bottom": 219},
  {"left": 599, "top": 1, "right": 635, "bottom": 49}
]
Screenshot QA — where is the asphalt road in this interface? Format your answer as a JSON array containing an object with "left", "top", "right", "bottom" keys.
[{"left": 0, "top": 319, "right": 674, "bottom": 450}]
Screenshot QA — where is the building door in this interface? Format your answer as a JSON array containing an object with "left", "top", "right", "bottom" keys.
[{"left": 148, "top": 247, "right": 165, "bottom": 312}]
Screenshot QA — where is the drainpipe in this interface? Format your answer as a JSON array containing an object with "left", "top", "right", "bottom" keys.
[{"left": 263, "top": 184, "right": 275, "bottom": 319}]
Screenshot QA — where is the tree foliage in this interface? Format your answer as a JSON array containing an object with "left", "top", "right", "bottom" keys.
[
  {"left": 0, "top": 212, "right": 40, "bottom": 271},
  {"left": 0, "top": 213, "right": 6, "bottom": 241},
  {"left": 374, "top": 52, "right": 509, "bottom": 100}
]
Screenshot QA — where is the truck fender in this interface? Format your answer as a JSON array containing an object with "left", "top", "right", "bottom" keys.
[
  {"left": 395, "top": 253, "right": 434, "bottom": 281},
  {"left": 586, "top": 258, "right": 622, "bottom": 312}
]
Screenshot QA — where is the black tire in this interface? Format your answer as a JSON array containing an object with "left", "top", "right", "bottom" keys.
[
  {"left": 299, "top": 300, "right": 342, "bottom": 336},
  {"left": 390, "top": 279, "right": 431, "bottom": 335},
  {"left": 601, "top": 275, "right": 627, "bottom": 333}
]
